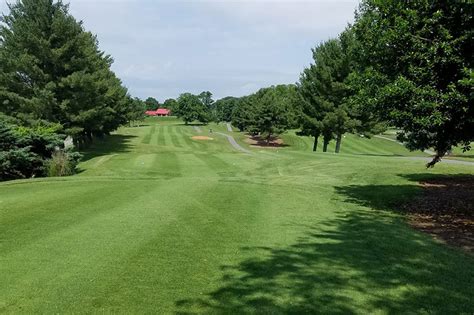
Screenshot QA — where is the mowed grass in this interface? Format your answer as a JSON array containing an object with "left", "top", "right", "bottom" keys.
[{"left": 1, "top": 117, "right": 473, "bottom": 314}]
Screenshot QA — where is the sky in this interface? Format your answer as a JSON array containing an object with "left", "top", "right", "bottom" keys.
[{"left": 1, "top": 0, "right": 360, "bottom": 101}]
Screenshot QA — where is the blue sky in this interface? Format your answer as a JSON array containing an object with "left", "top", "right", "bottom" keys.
[{"left": 1, "top": 0, "right": 359, "bottom": 101}]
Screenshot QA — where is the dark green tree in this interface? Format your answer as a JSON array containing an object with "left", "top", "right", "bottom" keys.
[
  {"left": 251, "top": 86, "right": 295, "bottom": 143},
  {"left": 298, "top": 38, "right": 354, "bottom": 152},
  {"left": 176, "top": 93, "right": 209, "bottom": 125},
  {"left": 352, "top": 0, "right": 473, "bottom": 166},
  {"left": 198, "top": 91, "right": 214, "bottom": 110},
  {"left": 125, "top": 97, "right": 145, "bottom": 127},
  {"left": 231, "top": 95, "right": 256, "bottom": 132},
  {"left": 215, "top": 96, "right": 239, "bottom": 122},
  {"left": 0, "top": 118, "right": 80, "bottom": 181},
  {"left": 144, "top": 97, "right": 159, "bottom": 111},
  {"left": 0, "top": 0, "right": 130, "bottom": 143},
  {"left": 163, "top": 98, "right": 178, "bottom": 113}
]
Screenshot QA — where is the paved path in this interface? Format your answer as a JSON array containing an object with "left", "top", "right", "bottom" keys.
[
  {"left": 193, "top": 126, "right": 202, "bottom": 133},
  {"left": 226, "top": 123, "right": 233, "bottom": 132},
  {"left": 403, "top": 156, "right": 474, "bottom": 166},
  {"left": 215, "top": 132, "right": 252, "bottom": 154}
]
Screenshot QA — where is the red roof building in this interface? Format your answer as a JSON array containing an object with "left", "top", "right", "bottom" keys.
[
  {"left": 145, "top": 108, "right": 171, "bottom": 116},
  {"left": 156, "top": 108, "right": 170, "bottom": 116}
]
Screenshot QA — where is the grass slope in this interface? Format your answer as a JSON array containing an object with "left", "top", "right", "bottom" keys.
[{"left": 1, "top": 117, "right": 473, "bottom": 314}]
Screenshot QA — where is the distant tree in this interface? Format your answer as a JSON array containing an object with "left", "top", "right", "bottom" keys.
[
  {"left": 352, "top": 0, "right": 473, "bottom": 166},
  {"left": 215, "top": 96, "right": 238, "bottom": 122},
  {"left": 176, "top": 93, "right": 210, "bottom": 124},
  {"left": 125, "top": 97, "right": 146, "bottom": 127},
  {"left": 163, "top": 98, "right": 178, "bottom": 113},
  {"left": 144, "top": 97, "right": 159, "bottom": 111},
  {"left": 198, "top": 91, "right": 214, "bottom": 110},
  {"left": 251, "top": 86, "right": 295, "bottom": 143},
  {"left": 231, "top": 96, "right": 256, "bottom": 132}
]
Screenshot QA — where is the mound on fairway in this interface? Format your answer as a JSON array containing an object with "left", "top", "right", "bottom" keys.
[{"left": 0, "top": 117, "right": 473, "bottom": 314}]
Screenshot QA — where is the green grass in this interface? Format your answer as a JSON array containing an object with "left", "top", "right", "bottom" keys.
[{"left": 1, "top": 117, "right": 473, "bottom": 314}]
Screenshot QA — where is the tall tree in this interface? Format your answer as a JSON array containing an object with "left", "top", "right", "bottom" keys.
[
  {"left": 0, "top": 0, "right": 129, "bottom": 143},
  {"left": 163, "top": 98, "right": 178, "bottom": 113},
  {"left": 144, "top": 97, "right": 159, "bottom": 111},
  {"left": 198, "top": 91, "right": 214, "bottom": 110},
  {"left": 175, "top": 93, "right": 209, "bottom": 125},
  {"left": 215, "top": 96, "right": 239, "bottom": 122},
  {"left": 298, "top": 38, "right": 354, "bottom": 152},
  {"left": 231, "top": 95, "right": 256, "bottom": 132},
  {"left": 251, "top": 86, "right": 295, "bottom": 143},
  {"left": 352, "top": 0, "right": 473, "bottom": 166},
  {"left": 124, "top": 97, "right": 145, "bottom": 127}
]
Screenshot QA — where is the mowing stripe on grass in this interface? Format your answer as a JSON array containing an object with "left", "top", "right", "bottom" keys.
[
  {"left": 168, "top": 125, "right": 184, "bottom": 149},
  {"left": 141, "top": 125, "right": 155, "bottom": 144},
  {"left": 157, "top": 125, "right": 166, "bottom": 147}
]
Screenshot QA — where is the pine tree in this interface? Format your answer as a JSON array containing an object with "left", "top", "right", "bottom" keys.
[{"left": 0, "top": 0, "right": 129, "bottom": 143}]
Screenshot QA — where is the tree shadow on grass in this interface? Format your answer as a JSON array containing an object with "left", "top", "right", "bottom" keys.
[
  {"left": 176, "top": 212, "right": 474, "bottom": 314},
  {"left": 79, "top": 134, "right": 136, "bottom": 162},
  {"left": 175, "top": 173, "right": 474, "bottom": 314}
]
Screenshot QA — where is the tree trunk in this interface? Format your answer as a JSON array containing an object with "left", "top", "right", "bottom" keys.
[
  {"left": 323, "top": 137, "right": 330, "bottom": 152},
  {"left": 312, "top": 135, "right": 319, "bottom": 152},
  {"left": 335, "top": 133, "right": 342, "bottom": 153},
  {"left": 267, "top": 133, "right": 272, "bottom": 145}
]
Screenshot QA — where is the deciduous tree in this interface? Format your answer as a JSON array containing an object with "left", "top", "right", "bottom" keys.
[{"left": 352, "top": 0, "right": 473, "bottom": 166}]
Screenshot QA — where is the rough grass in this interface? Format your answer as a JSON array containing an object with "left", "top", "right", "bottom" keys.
[{"left": 0, "top": 117, "right": 473, "bottom": 314}]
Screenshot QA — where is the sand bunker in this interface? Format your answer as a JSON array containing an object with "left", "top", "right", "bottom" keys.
[{"left": 192, "top": 136, "right": 214, "bottom": 141}]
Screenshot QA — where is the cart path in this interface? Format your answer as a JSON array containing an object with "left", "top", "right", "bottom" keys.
[
  {"left": 215, "top": 132, "right": 252, "bottom": 154},
  {"left": 403, "top": 156, "right": 474, "bottom": 166}
]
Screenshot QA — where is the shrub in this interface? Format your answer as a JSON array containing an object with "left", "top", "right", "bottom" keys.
[
  {"left": 47, "top": 150, "right": 82, "bottom": 177},
  {"left": 0, "top": 118, "right": 82, "bottom": 181}
]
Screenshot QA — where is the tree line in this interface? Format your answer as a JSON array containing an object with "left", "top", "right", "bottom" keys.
[
  {"left": 209, "top": 0, "right": 473, "bottom": 165},
  {"left": 0, "top": 0, "right": 144, "bottom": 180}
]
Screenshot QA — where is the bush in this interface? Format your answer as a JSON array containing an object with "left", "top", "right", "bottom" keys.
[
  {"left": 0, "top": 118, "right": 82, "bottom": 181},
  {"left": 47, "top": 149, "right": 82, "bottom": 177}
]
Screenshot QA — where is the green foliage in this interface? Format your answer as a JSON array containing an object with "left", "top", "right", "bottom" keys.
[
  {"left": 215, "top": 96, "right": 239, "bottom": 122},
  {"left": 352, "top": 0, "right": 473, "bottom": 166},
  {"left": 175, "top": 92, "right": 211, "bottom": 124},
  {"left": 124, "top": 97, "right": 146, "bottom": 126},
  {"left": 299, "top": 31, "right": 386, "bottom": 153},
  {"left": 144, "top": 97, "right": 159, "bottom": 111},
  {"left": 0, "top": 0, "right": 130, "bottom": 143},
  {"left": 231, "top": 96, "right": 256, "bottom": 132},
  {"left": 163, "top": 98, "right": 178, "bottom": 113},
  {"left": 0, "top": 118, "right": 77, "bottom": 180},
  {"left": 198, "top": 91, "right": 214, "bottom": 110},
  {"left": 230, "top": 85, "right": 299, "bottom": 138},
  {"left": 251, "top": 85, "right": 298, "bottom": 141},
  {"left": 46, "top": 149, "right": 81, "bottom": 177}
]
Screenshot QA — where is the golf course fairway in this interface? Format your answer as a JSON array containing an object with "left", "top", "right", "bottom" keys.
[{"left": 1, "top": 117, "right": 473, "bottom": 314}]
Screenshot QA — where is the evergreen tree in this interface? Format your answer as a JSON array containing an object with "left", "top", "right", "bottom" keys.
[
  {"left": 144, "top": 97, "right": 159, "bottom": 111},
  {"left": 0, "top": 0, "right": 129, "bottom": 143}
]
